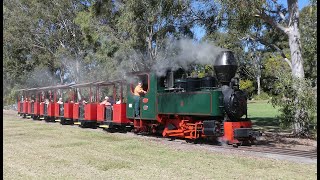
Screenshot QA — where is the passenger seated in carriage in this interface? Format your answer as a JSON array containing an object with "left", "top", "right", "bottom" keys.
[
  {"left": 57, "top": 98, "right": 64, "bottom": 115},
  {"left": 44, "top": 99, "right": 50, "bottom": 106},
  {"left": 44, "top": 98, "right": 49, "bottom": 114},
  {"left": 100, "top": 96, "right": 111, "bottom": 106},
  {"left": 57, "top": 98, "right": 63, "bottom": 105}
]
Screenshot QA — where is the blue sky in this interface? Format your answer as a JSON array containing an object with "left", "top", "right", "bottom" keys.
[{"left": 191, "top": 0, "right": 311, "bottom": 41}]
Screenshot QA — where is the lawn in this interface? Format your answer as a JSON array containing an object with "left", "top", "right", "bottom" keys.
[
  {"left": 3, "top": 110, "right": 317, "bottom": 180},
  {"left": 247, "top": 100, "right": 281, "bottom": 131}
]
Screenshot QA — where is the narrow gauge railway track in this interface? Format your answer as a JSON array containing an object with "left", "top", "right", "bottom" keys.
[
  {"left": 224, "top": 145, "right": 317, "bottom": 159},
  {"left": 127, "top": 132, "right": 317, "bottom": 160},
  {"left": 126, "top": 131, "right": 317, "bottom": 160}
]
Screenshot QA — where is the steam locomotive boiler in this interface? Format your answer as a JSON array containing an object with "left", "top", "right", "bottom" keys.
[{"left": 126, "top": 51, "right": 260, "bottom": 145}]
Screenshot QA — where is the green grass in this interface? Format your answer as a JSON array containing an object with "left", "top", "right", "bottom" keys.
[
  {"left": 247, "top": 100, "right": 282, "bottom": 131},
  {"left": 248, "top": 100, "right": 317, "bottom": 136},
  {"left": 3, "top": 110, "right": 317, "bottom": 180}
]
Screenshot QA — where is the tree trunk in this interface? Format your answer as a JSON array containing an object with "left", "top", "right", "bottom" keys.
[
  {"left": 76, "top": 59, "right": 79, "bottom": 82},
  {"left": 257, "top": 75, "right": 261, "bottom": 95},
  {"left": 256, "top": 54, "right": 261, "bottom": 95},
  {"left": 59, "top": 67, "right": 64, "bottom": 85},
  {"left": 288, "top": 29, "right": 304, "bottom": 79},
  {"left": 147, "top": 26, "right": 155, "bottom": 69},
  {"left": 287, "top": 0, "right": 305, "bottom": 135}
]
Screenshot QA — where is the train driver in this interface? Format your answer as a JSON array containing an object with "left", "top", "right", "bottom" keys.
[{"left": 133, "top": 82, "right": 146, "bottom": 118}]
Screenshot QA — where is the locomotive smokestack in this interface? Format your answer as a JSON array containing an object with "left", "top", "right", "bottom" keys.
[{"left": 213, "top": 51, "right": 238, "bottom": 85}]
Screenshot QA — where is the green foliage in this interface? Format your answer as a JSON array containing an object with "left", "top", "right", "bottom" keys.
[
  {"left": 270, "top": 75, "right": 317, "bottom": 136},
  {"left": 239, "top": 79, "right": 255, "bottom": 97},
  {"left": 263, "top": 53, "right": 291, "bottom": 78},
  {"left": 261, "top": 53, "right": 291, "bottom": 92},
  {"left": 3, "top": 86, "right": 20, "bottom": 107},
  {"left": 116, "top": 0, "right": 191, "bottom": 62},
  {"left": 191, "top": 65, "right": 215, "bottom": 78},
  {"left": 300, "top": 5, "right": 317, "bottom": 82},
  {"left": 252, "top": 92, "right": 270, "bottom": 100}
]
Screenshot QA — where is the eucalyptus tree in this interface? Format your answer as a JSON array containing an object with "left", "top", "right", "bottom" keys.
[
  {"left": 201, "top": 0, "right": 310, "bottom": 135},
  {"left": 195, "top": 0, "right": 316, "bottom": 134},
  {"left": 115, "top": 0, "right": 192, "bottom": 70}
]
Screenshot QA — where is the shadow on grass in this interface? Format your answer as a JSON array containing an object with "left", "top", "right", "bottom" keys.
[{"left": 251, "top": 117, "right": 280, "bottom": 127}]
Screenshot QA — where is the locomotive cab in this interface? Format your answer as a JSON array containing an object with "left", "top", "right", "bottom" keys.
[{"left": 126, "top": 72, "right": 156, "bottom": 119}]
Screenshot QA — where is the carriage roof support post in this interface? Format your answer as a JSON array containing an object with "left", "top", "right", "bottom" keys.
[
  {"left": 54, "top": 89, "right": 56, "bottom": 102},
  {"left": 120, "top": 82, "right": 123, "bottom": 102},
  {"left": 41, "top": 91, "right": 44, "bottom": 102},
  {"left": 17, "top": 91, "right": 19, "bottom": 103},
  {"left": 36, "top": 90, "right": 39, "bottom": 102},
  {"left": 73, "top": 89, "right": 76, "bottom": 102},
  {"left": 89, "top": 85, "right": 92, "bottom": 103},
  {"left": 96, "top": 85, "right": 99, "bottom": 103},
  {"left": 49, "top": 90, "right": 52, "bottom": 101},
  {"left": 113, "top": 84, "right": 116, "bottom": 102},
  {"left": 22, "top": 90, "right": 25, "bottom": 101}
]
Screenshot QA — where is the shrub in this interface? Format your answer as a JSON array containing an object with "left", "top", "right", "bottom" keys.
[
  {"left": 3, "top": 87, "right": 19, "bottom": 107},
  {"left": 239, "top": 79, "right": 255, "bottom": 98},
  {"left": 270, "top": 75, "right": 317, "bottom": 137},
  {"left": 252, "top": 91, "right": 270, "bottom": 100}
]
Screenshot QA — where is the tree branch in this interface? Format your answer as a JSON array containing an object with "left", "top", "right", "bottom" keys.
[
  {"left": 255, "top": 10, "right": 289, "bottom": 34},
  {"left": 267, "top": 43, "right": 292, "bottom": 69},
  {"left": 241, "top": 35, "right": 292, "bottom": 68}
]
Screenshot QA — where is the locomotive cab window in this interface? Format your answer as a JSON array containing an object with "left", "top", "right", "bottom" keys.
[{"left": 130, "top": 74, "right": 149, "bottom": 94}]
